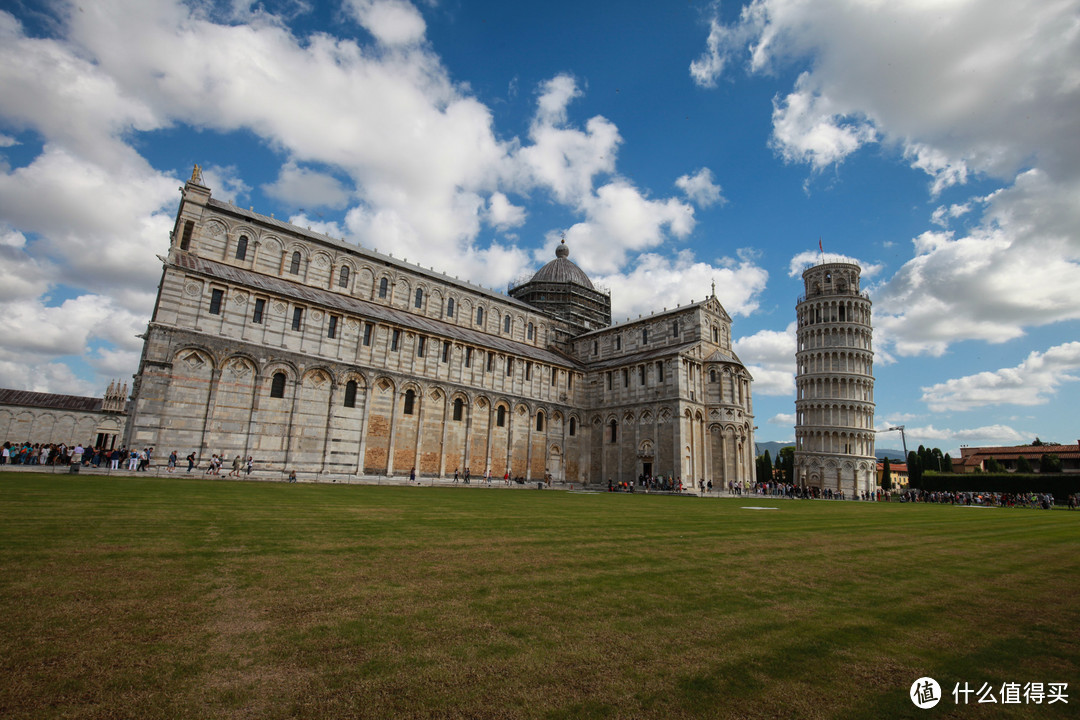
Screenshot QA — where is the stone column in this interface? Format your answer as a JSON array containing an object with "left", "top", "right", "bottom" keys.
[
  {"left": 438, "top": 394, "right": 450, "bottom": 478},
  {"left": 320, "top": 378, "right": 339, "bottom": 473},
  {"left": 354, "top": 382, "right": 373, "bottom": 476}
]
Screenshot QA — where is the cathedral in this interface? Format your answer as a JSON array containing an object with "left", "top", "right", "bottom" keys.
[{"left": 124, "top": 169, "right": 755, "bottom": 486}]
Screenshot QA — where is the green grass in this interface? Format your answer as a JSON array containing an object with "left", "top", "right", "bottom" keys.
[{"left": 1, "top": 473, "right": 1078, "bottom": 719}]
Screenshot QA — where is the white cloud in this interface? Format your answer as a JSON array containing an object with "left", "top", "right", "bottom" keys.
[
  {"left": 695, "top": 0, "right": 1080, "bottom": 358},
  {"left": 929, "top": 202, "right": 973, "bottom": 228},
  {"left": 0, "top": 360, "right": 98, "bottom": 396},
  {"left": 486, "top": 192, "right": 526, "bottom": 230},
  {"left": 769, "top": 413, "right": 795, "bottom": 426},
  {"left": 877, "top": 170, "right": 1080, "bottom": 356},
  {"left": 564, "top": 181, "right": 696, "bottom": 274},
  {"left": 200, "top": 164, "right": 251, "bottom": 205},
  {"left": 0, "top": 134, "right": 17, "bottom": 147},
  {"left": 0, "top": 146, "right": 179, "bottom": 300},
  {"left": 901, "top": 423, "right": 1031, "bottom": 455},
  {"left": 344, "top": 0, "right": 427, "bottom": 46},
  {"left": 598, "top": 249, "right": 768, "bottom": 322},
  {"left": 733, "top": 322, "right": 796, "bottom": 396},
  {"left": 263, "top": 161, "right": 351, "bottom": 210},
  {"left": 697, "top": 0, "right": 1080, "bottom": 182},
  {"left": 675, "top": 167, "right": 725, "bottom": 208},
  {"left": 770, "top": 75, "right": 876, "bottom": 170},
  {"left": 921, "top": 342, "right": 1080, "bottom": 412},
  {"left": 787, "top": 249, "right": 882, "bottom": 279},
  {"left": 517, "top": 75, "right": 620, "bottom": 206}
]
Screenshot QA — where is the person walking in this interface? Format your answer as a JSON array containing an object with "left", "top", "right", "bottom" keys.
[
  {"left": 245, "top": 456, "right": 253, "bottom": 475},
  {"left": 229, "top": 455, "right": 241, "bottom": 477}
]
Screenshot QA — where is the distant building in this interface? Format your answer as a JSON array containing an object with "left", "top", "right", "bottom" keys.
[
  {"left": 793, "top": 261, "right": 876, "bottom": 495},
  {"left": 876, "top": 461, "right": 909, "bottom": 488},
  {"left": 0, "top": 382, "right": 128, "bottom": 449},
  {"left": 955, "top": 443, "right": 1080, "bottom": 473}
]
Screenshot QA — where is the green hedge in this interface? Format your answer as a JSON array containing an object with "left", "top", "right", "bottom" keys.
[{"left": 920, "top": 471, "right": 1080, "bottom": 501}]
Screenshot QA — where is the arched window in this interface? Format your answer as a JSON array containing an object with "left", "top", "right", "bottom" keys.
[
  {"left": 527, "top": 322, "right": 534, "bottom": 340},
  {"left": 270, "top": 372, "right": 286, "bottom": 398},
  {"left": 536, "top": 412, "right": 544, "bottom": 432},
  {"left": 710, "top": 369, "right": 716, "bottom": 383},
  {"left": 569, "top": 417, "right": 576, "bottom": 436},
  {"left": 446, "top": 297, "right": 455, "bottom": 317},
  {"left": 379, "top": 277, "right": 389, "bottom": 298},
  {"left": 403, "top": 389, "right": 416, "bottom": 415},
  {"left": 235, "top": 235, "right": 248, "bottom": 260},
  {"left": 453, "top": 398, "right": 464, "bottom": 422},
  {"left": 496, "top": 405, "right": 506, "bottom": 427},
  {"left": 289, "top": 251, "right": 301, "bottom": 274},
  {"left": 476, "top": 307, "right": 484, "bottom": 326},
  {"left": 504, "top": 315, "right": 511, "bottom": 333},
  {"left": 415, "top": 288, "right": 423, "bottom": 308},
  {"left": 609, "top": 419, "right": 618, "bottom": 443},
  {"left": 344, "top": 380, "right": 358, "bottom": 408},
  {"left": 338, "top": 266, "right": 350, "bottom": 288}
]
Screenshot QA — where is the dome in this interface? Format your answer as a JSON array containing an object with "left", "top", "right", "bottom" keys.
[{"left": 530, "top": 239, "right": 594, "bottom": 289}]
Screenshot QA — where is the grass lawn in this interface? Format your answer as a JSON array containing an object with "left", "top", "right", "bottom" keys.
[{"left": 1, "top": 473, "right": 1078, "bottom": 719}]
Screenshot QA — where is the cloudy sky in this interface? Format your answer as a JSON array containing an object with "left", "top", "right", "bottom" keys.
[{"left": 1, "top": 0, "right": 1078, "bottom": 454}]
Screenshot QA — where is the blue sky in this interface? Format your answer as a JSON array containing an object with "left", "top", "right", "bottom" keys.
[{"left": 1, "top": 0, "right": 1078, "bottom": 454}]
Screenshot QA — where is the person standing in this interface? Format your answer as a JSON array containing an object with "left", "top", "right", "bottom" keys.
[
  {"left": 229, "top": 455, "right": 241, "bottom": 477},
  {"left": 167, "top": 451, "right": 177, "bottom": 473},
  {"left": 245, "top": 456, "right": 253, "bottom": 475}
]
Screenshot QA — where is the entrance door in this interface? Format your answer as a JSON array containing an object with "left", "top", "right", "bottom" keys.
[{"left": 642, "top": 461, "right": 653, "bottom": 478}]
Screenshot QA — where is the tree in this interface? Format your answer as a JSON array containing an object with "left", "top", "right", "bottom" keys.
[
  {"left": 881, "top": 457, "right": 892, "bottom": 490},
  {"left": 985, "top": 456, "right": 1003, "bottom": 473},
  {"left": 907, "top": 451, "right": 922, "bottom": 488},
  {"left": 1040, "top": 453, "right": 1062, "bottom": 473},
  {"left": 777, "top": 446, "right": 795, "bottom": 483},
  {"left": 942, "top": 453, "right": 954, "bottom": 473},
  {"left": 757, "top": 451, "right": 773, "bottom": 484},
  {"left": 1032, "top": 437, "right": 1044, "bottom": 446},
  {"left": 1015, "top": 455, "right": 1033, "bottom": 473}
]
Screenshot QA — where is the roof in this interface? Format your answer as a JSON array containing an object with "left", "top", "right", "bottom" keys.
[
  {"left": 959, "top": 444, "right": 1080, "bottom": 459},
  {"left": 173, "top": 253, "right": 585, "bottom": 371},
  {"left": 0, "top": 388, "right": 103, "bottom": 413},
  {"left": 575, "top": 295, "right": 728, "bottom": 339},
  {"left": 528, "top": 239, "right": 594, "bottom": 289},
  {"left": 206, "top": 197, "right": 539, "bottom": 313},
  {"left": 703, "top": 348, "right": 743, "bottom": 364},
  {"left": 586, "top": 341, "right": 700, "bottom": 371}
]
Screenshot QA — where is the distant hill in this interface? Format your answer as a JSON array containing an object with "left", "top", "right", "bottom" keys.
[
  {"left": 755, "top": 441, "right": 793, "bottom": 458},
  {"left": 755, "top": 441, "right": 907, "bottom": 462}
]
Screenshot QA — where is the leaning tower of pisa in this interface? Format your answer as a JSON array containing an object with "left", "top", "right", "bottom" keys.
[{"left": 794, "top": 261, "right": 876, "bottom": 497}]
